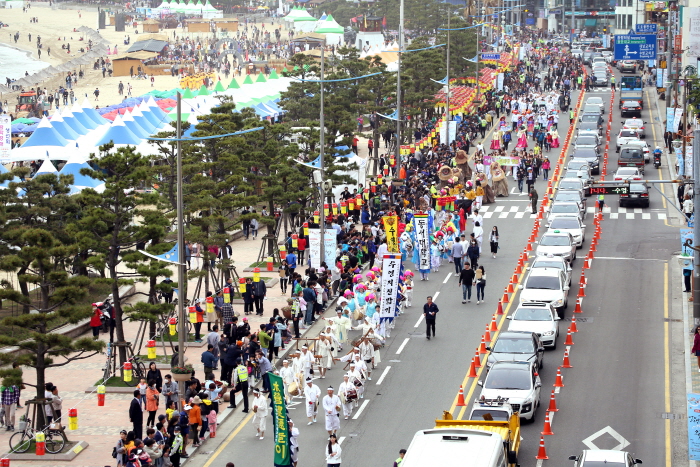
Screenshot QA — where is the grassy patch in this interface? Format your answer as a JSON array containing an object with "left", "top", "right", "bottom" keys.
[
  {"left": 137, "top": 354, "right": 172, "bottom": 364},
  {"left": 96, "top": 376, "right": 133, "bottom": 387},
  {"left": 248, "top": 261, "right": 281, "bottom": 269},
  {"left": 159, "top": 332, "right": 200, "bottom": 343}
]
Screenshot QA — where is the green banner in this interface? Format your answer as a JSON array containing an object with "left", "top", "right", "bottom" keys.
[{"left": 270, "top": 373, "right": 291, "bottom": 466}]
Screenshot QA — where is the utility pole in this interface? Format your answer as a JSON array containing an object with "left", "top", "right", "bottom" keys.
[
  {"left": 476, "top": 18, "right": 481, "bottom": 103},
  {"left": 445, "top": 8, "right": 451, "bottom": 127},
  {"left": 666, "top": 2, "right": 675, "bottom": 111},
  {"left": 175, "top": 92, "right": 186, "bottom": 403},
  {"left": 395, "top": 0, "right": 404, "bottom": 168},
  {"left": 319, "top": 45, "right": 325, "bottom": 263},
  {"left": 571, "top": 0, "right": 575, "bottom": 45},
  {"left": 693, "top": 129, "right": 700, "bottom": 323}
]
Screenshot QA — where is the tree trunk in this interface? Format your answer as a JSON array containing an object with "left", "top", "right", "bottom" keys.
[
  {"left": 17, "top": 266, "right": 30, "bottom": 315},
  {"left": 34, "top": 340, "right": 48, "bottom": 430}
]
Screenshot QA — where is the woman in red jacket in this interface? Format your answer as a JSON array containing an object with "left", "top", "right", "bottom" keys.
[
  {"left": 692, "top": 327, "right": 700, "bottom": 372},
  {"left": 90, "top": 305, "right": 102, "bottom": 340}
]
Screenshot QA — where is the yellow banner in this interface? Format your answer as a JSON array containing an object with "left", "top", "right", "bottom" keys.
[{"left": 383, "top": 215, "right": 400, "bottom": 253}]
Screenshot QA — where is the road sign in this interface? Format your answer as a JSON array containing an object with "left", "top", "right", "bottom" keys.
[
  {"left": 614, "top": 34, "right": 657, "bottom": 60},
  {"left": 589, "top": 185, "right": 630, "bottom": 195},
  {"left": 481, "top": 53, "right": 501, "bottom": 60},
  {"left": 635, "top": 23, "right": 657, "bottom": 34}
]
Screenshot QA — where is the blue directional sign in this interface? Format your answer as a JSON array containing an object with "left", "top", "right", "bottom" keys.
[
  {"left": 481, "top": 53, "right": 502, "bottom": 60},
  {"left": 614, "top": 34, "right": 657, "bottom": 60},
  {"left": 635, "top": 23, "right": 657, "bottom": 33}
]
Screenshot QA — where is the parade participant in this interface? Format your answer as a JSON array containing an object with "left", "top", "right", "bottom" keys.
[
  {"left": 280, "top": 359, "right": 298, "bottom": 403},
  {"left": 337, "top": 374, "right": 355, "bottom": 420},
  {"left": 347, "top": 363, "right": 364, "bottom": 405},
  {"left": 317, "top": 334, "right": 334, "bottom": 379},
  {"left": 251, "top": 388, "right": 268, "bottom": 440},
  {"left": 299, "top": 345, "right": 314, "bottom": 382},
  {"left": 289, "top": 419, "right": 300, "bottom": 467},
  {"left": 333, "top": 308, "right": 351, "bottom": 348},
  {"left": 430, "top": 237, "right": 442, "bottom": 273},
  {"left": 403, "top": 271, "right": 414, "bottom": 307},
  {"left": 322, "top": 386, "right": 342, "bottom": 436},
  {"left": 359, "top": 338, "right": 375, "bottom": 380},
  {"left": 304, "top": 377, "right": 321, "bottom": 425}
]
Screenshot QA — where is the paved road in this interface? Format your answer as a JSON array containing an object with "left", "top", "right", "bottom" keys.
[{"left": 186, "top": 66, "right": 684, "bottom": 467}]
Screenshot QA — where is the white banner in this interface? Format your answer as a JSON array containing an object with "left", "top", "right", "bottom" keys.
[
  {"left": 413, "top": 214, "right": 430, "bottom": 270},
  {"left": 496, "top": 73, "right": 504, "bottom": 92},
  {"left": 379, "top": 254, "right": 402, "bottom": 321},
  {"left": 0, "top": 115, "right": 10, "bottom": 163},
  {"left": 687, "top": 7, "right": 700, "bottom": 63},
  {"left": 674, "top": 108, "right": 684, "bottom": 133},
  {"left": 308, "top": 229, "right": 336, "bottom": 270},
  {"left": 440, "top": 121, "right": 457, "bottom": 145}
]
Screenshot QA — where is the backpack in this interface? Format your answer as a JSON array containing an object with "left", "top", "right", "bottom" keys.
[{"left": 179, "top": 411, "right": 189, "bottom": 427}]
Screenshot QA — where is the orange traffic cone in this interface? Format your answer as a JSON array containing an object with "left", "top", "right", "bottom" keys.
[
  {"left": 468, "top": 357, "right": 478, "bottom": 377},
  {"left": 536, "top": 435, "right": 549, "bottom": 460},
  {"left": 571, "top": 315, "right": 579, "bottom": 332},
  {"left": 502, "top": 289, "right": 509, "bottom": 303},
  {"left": 511, "top": 273, "right": 518, "bottom": 284},
  {"left": 574, "top": 298, "right": 582, "bottom": 313},
  {"left": 515, "top": 263, "right": 522, "bottom": 274},
  {"left": 587, "top": 249, "right": 594, "bottom": 260},
  {"left": 479, "top": 335, "right": 488, "bottom": 354},
  {"left": 578, "top": 282, "right": 586, "bottom": 298},
  {"left": 521, "top": 251, "right": 528, "bottom": 263},
  {"left": 473, "top": 350, "right": 482, "bottom": 368},
  {"left": 526, "top": 242, "right": 533, "bottom": 252},
  {"left": 562, "top": 348, "right": 573, "bottom": 368},
  {"left": 484, "top": 324, "right": 491, "bottom": 342},
  {"left": 541, "top": 411, "right": 554, "bottom": 435},
  {"left": 456, "top": 385, "right": 466, "bottom": 406},
  {"left": 547, "top": 389, "right": 558, "bottom": 412},
  {"left": 537, "top": 210, "right": 543, "bottom": 220},
  {"left": 518, "top": 253, "right": 525, "bottom": 266},
  {"left": 497, "top": 301, "right": 504, "bottom": 315},
  {"left": 564, "top": 328, "right": 574, "bottom": 346},
  {"left": 490, "top": 314, "right": 498, "bottom": 332},
  {"left": 554, "top": 366, "right": 564, "bottom": 387},
  {"left": 507, "top": 281, "right": 515, "bottom": 293},
  {"left": 590, "top": 241, "right": 597, "bottom": 252}
]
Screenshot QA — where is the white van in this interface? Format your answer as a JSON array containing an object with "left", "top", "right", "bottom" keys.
[{"left": 402, "top": 428, "right": 509, "bottom": 467}]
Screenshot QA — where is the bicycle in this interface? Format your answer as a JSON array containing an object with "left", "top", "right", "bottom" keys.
[
  {"left": 101, "top": 343, "right": 147, "bottom": 387},
  {"left": 9, "top": 417, "right": 66, "bottom": 454}
]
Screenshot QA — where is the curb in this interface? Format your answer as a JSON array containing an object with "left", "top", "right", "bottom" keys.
[{"left": 4, "top": 440, "right": 89, "bottom": 460}]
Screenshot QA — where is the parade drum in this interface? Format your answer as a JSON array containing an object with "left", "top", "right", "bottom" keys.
[
  {"left": 352, "top": 378, "right": 363, "bottom": 388},
  {"left": 339, "top": 392, "right": 346, "bottom": 404},
  {"left": 346, "top": 387, "right": 358, "bottom": 401},
  {"left": 371, "top": 338, "right": 383, "bottom": 350},
  {"left": 289, "top": 382, "right": 300, "bottom": 396}
]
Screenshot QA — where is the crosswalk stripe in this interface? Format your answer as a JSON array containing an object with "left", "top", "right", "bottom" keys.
[
  {"left": 509, "top": 206, "right": 519, "bottom": 212},
  {"left": 610, "top": 213, "right": 619, "bottom": 219},
  {"left": 658, "top": 213, "right": 667, "bottom": 219},
  {"left": 642, "top": 213, "right": 650, "bottom": 219},
  {"left": 626, "top": 213, "right": 634, "bottom": 219},
  {"left": 515, "top": 212, "right": 525, "bottom": 219},
  {"left": 618, "top": 207, "right": 627, "bottom": 213},
  {"left": 499, "top": 212, "right": 508, "bottom": 218},
  {"left": 483, "top": 211, "right": 494, "bottom": 218},
  {"left": 494, "top": 205, "right": 505, "bottom": 212}
]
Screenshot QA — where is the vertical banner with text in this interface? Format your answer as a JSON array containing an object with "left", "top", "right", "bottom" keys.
[
  {"left": 413, "top": 214, "right": 430, "bottom": 270},
  {"left": 0, "top": 115, "right": 10, "bottom": 163},
  {"left": 379, "top": 254, "right": 402, "bottom": 323},
  {"left": 270, "top": 373, "right": 291, "bottom": 466},
  {"left": 308, "top": 229, "right": 337, "bottom": 270},
  {"left": 382, "top": 215, "right": 399, "bottom": 253}
]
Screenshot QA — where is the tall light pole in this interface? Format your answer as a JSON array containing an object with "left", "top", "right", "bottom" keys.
[
  {"left": 395, "top": 0, "right": 404, "bottom": 169},
  {"left": 319, "top": 45, "right": 326, "bottom": 262},
  {"left": 445, "top": 7, "right": 451, "bottom": 127},
  {"left": 175, "top": 92, "right": 186, "bottom": 403}
]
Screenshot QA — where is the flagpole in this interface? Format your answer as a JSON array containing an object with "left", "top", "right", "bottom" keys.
[{"left": 395, "top": 0, "right": 404, "bottom": 171}]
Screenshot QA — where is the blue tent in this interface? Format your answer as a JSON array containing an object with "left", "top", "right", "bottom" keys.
[
  {"left": 95, "top": 115, "right": 142, "bottom": 146},
  {"left": 59, "top": 154, "right": 103, "bottom": 188},
  {"left": 81, "top": 99, "right": 108, "bottom": 127},
  {"left": 121, "top": 111, "right": 151, "bottom": 138},
  {"left": 33, "top": 159, "right": 59, "bottom": 178},
  {"left": 70, "top": 103, "right": 100, "bottom": 130},
  {"left": 131, "top": 106, "right": 157, "bottom": 133},
  {"left": 61, "top": 108, "right": 90, "bottom": 135},
  {"left": 49, "top": 113, "right": 80, "bottom": 141},
  {"left": 20, "top": 117, "right": 69, "bottom": 148},
  {"left": 253, "top": 103, "right": 275, "bottom": 118}
]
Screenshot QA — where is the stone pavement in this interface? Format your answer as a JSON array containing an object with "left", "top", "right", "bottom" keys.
[{"left": 0, "top": 232, "right": 290, "bottom": 466}]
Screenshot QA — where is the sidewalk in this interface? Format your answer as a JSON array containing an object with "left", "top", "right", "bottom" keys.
[{"left": 0, "top": 233, "right": 290, "bottom": 466}]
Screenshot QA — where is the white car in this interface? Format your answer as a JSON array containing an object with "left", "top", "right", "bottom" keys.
[
  {"left": 547, "top": 201, "right": 584, "bottom": 223},
  {"left": 602, "top": 51, "right": 614, "bottom": 63},
  {"left": 508, "top": 302, "right": 561, "bottom": 347},
  {"left": 616, "top": 129, "right": 642, "bottom": 152},
  {"left": 585, "top": 96, "right": 605, "bottom": 114},
  {"left": 518, "top": 267, "right": 570, "bottom": 313},
  {"left": 569, "top": 450, "right": 643, "bottom": 467},
  {"left": 535, "top": 231, "right": 576, "bottom": 263},
  {"left": 477, "top": 361, "right": 542, "bottom": 422},
  {"left": 622, "top": 118, "right": 646, "bottom": 139},
  {"left": 547, "top": 217, "right": 586, "bottom": 247},
  {"left": 530, "top": 254, "right": 572, "bottom": 287},
  {"left": 614, "top": 167, "right": 643, "bottom": 181}
]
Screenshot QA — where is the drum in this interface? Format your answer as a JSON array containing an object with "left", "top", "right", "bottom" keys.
[
  {"left": 339, "top": 392, "right": 346, "bottom": 404},
  {"left": 346, "top": 387, "right": 358, "bottom": 401},
  {"left": 352, "top": 378, "right": 363, "bottom": 388},
  {"left": 289, "top": 382, "right": 300, "bottom": 396}
]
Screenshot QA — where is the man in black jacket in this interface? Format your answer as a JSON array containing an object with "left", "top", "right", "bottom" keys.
[
  {"left": 221, "top": 342, "right": 242, "bottom": 384},
  {"left": 129, "top": 389, "right": 143, "bottom": 439}
]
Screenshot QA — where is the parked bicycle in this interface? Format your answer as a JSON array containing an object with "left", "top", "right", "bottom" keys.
[
  {"left": 101, "top": 343, "right": 147, "bottom": 387},
  {"left": 9, "top": 416, "right": 66, "bottom": 454}
]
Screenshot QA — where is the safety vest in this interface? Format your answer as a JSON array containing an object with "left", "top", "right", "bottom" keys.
[
  {"left": 396, "top": 457, "right": 404, "bottom": 466},
  {"left": 610, "top": 76, "right": 616, "bottom": 83},
  {"left": 236, "top": 365, "right": 248, "bottom": 382}
]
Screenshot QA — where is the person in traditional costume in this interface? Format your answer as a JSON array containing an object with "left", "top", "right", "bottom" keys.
[{"left": 490, "top": 161, "right": 509, "bottom": 197}]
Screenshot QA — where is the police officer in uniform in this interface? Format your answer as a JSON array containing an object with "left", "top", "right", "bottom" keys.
[{"left": 231, "top": 358, "right": 249, "bottom": 412}]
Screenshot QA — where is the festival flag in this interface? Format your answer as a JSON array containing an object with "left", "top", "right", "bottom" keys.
[
  {"left": 379, "top": 254, "right": 402, "bottom": 323},
  {"left": 413, "top": 213, "right": 430, "bottom": 271},
  {"left": 382, "top": 15, "right": 387, "bottom": 27},
  {"left": 270, "top": 373, "right": 291, "bottom": 467},
  {"left": 383, "top": 215, "right": 399, "bottom": 253}
]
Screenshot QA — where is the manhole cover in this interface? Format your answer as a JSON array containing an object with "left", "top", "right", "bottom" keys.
[{"left": 663, "top": 318, "right": 682, "bottom": 322}]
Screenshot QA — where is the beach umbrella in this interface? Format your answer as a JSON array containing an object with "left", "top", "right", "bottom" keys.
[{"left": 95, "top": 114, "right": 142, "bottom": 146}]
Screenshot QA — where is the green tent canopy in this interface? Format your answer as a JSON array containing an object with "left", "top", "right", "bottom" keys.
[
  {"left": 255, "top": 73, "right": 267, "bottom": 83},
  {"left": 242, "top": 75, "right": 254, "bottom": 85},
  {"left": 269, "top": 69, "right": 279, "bottom": 79},
  {"left": 182, "top": 88, "right": 195, "bottom": 99},
  {"left": 214, "top": 80, "right": 226, "bottom": 92},
  {"left": 198, "top": 84, "right": 210, "bottom": 96},
  {"left": 168, "top": 112, "right": 190, "bottom": 122},
  {"left": 228, "top": 78, "right": 240, "bottom": 89}
]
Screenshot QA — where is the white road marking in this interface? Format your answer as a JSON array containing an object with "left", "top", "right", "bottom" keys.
[
  {"left": 480, "top": 206, "right": 490, "bottom": 211},
  {"left": 499, "top": 212, "right": 508, "bottom": 218},
  {"left": 338, "top": 436, "right": 346, "bottom": 445},
  {"left": 582, "top": 426, "right": 630, "bottom": 451},
  {"left": 433, "top": 291, "right": 440, "bottom": 300},
  {"left": 634, "top": 208, "right": 642, "bottom": 213},
  {"left": 610, "top": 213, "right": 619, "bottom": 219},
  {"left": 376, "top": 366, "right": 391, "bottom": 385},
  {"left": 509, "top": 206, "right": 519, "bottom": 212},
  {"left": 592, "top": 256, "right": 665, "bottom": 261},
  {"left": 494, "top": 205, "right": 505, "bottom": 212},
  {"left": 603, "top": 206, "right": 611, "bottom": 213},
  {"left": 352, "top": 400, "right": 370, "bottom": 420},
  {"left": 586, "top": 207, "right": 595, "bottom": 213},
  {"left": 536, "top": 460, "right": 544, "bottom": 467},
  {"left": 555, "top": 386, "right": 561, "bottom": 394},
  {"left": 515, "top": 212, "right": 524, "bottom": 218},
  {"left": 443, "top": 273, "right": 452, "bottom": 284},
  {"left": 483, "top": 212, "right": 494, "bottom": 218},
  {"left": 396, "top": 338, "right": 409, "bottom": 354},
  {"left": 626, "top": 213, "right": 634, "bottom": 219},
  {"left": 642, "top": 213, "right": 650, "bottom": 219},
  {"left": 414, "top": 315, "right": 424, "bottom": 328},
  {"left": 658, "top": 213, "right": 667, "bottom": 219},
  {"left": 618, "top": 207, "right": 627, "bottom": 213}
]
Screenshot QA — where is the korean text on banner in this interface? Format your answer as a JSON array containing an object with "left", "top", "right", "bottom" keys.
[
  {"left": 673, "top": 108, "right": 684, "bottom": 133},
  {"left": 379, "top": 254, "right": 402, "bottom": 321},
  {"left": 383, "top": 215, "right": 399, "bottom": 253},
  {"left": 667, "top": 107, "right": 676, "bottom": 132},
  {"left": 308, "top": 229, "right": 337, "bottom": 270},
  {"left": 413, "top": 214, "right": 430, "bottom": 271},
  {"left": 0, "top": 115, "right": 10, "bottom": 163},
  {"left": 270, "top": 373, "right": 291, "bottom": 466}
]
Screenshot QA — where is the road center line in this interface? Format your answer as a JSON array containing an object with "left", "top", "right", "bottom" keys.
[
  {"left": 352, "top": 400, "right": 370, "bottom": 420},
  {"left": 396, "top": 338, "right": 409, "bottom": 354},
  {"left": 433, "top": 291, "right": 440, "bottom": 300},
  {"left": 443, "top": 273, "right": 452, "bottom": 284},
  {"left": 376, "top": 366, "right": 391, "bottom": 385},
  {"left": 338, "top": 436, "right": 346, "bottom": 445},
  {"left": 414, "top": 315, "right": 424, "bottom": 328}
]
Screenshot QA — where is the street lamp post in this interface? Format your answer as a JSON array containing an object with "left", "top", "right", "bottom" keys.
[
  {"left": 319, "top": 45, "right": 326, "bottom": 262},
  {"left": 395, "top": 0, "right": 404, "bottom": 169}
]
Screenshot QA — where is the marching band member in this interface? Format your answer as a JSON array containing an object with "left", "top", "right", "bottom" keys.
[
  {"left": 252, "top": 388, "right": 269, "bottom": 440},
  {"left": 299, "top": 345, "right": 314, "bottom": 383},
  {"left": 359, "top": 338, "right": 375, "bottom": 380},
  {"left": 279, "top": 359, "right": 298, "bottom": 403},
  {"left": 338, "top": 374, "right": 355, "bottom": 420},
  {"left": 322, "top": 386, "right": 342, "bottom": 436},
  {"left": 304, "top": 377, "right": 321, "bottom": 425}
]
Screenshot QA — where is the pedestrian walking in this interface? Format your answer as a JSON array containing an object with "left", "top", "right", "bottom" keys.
[
  {"left": 529, "top": 186, "right": 539, "bottom": 214},
  {"left": 451, "top": 239, "right": 464, "bottom": 274},
  {"left": 458, "top": 262, "right": 475, "bottom": 304},
  {"left": 423, "top": 296, "right": 439, "bottom": 339},
  {"left": 475, "top": 266, "right": 486, "bottom": 304},
  {"left": 684, "top": 259, "right": 693, "bottom": 293},
  {"left": 489, "top": 226, "right": 499, "bottom": 259},
  {"left": 466, "top": 239, "right": 480, "bottom": 269},
  {"left": 129, "top": 389, "right": 143, "bottom": 440},
  {"left": 326, "top": 434, "right": 342, "bottom": 466},
  {"left": 692, "top": 326, "right": 700, "bottom": 372}
]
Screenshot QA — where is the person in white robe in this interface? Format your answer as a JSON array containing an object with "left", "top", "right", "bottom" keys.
[
  {"left": 252, "top": 388, "right": 269, "bottom": 439},
  {"left": 304, "top": 377, "right": 321, "bottom": 425},
  {"left": 338, "top": 374, "right": 355, "bottom": 419},
  {"left": 322, "top": 386, "right": 342, "bottom": 435}
]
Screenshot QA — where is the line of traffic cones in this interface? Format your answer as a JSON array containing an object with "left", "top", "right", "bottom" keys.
[
  {"left": 456, "top": 385, "right": 466, "bottom": 406},
  {"left": 541, "top": 411, "right": 554, "bottom": 435},
  {"left": 564, "top": 327, "right": 575, "bottom": 346},
  {"left": 562, "top": 348, "right": 573, "bottom": 368}
]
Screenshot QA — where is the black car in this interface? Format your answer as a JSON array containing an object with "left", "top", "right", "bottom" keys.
[
  {"left": 619, "top": 182, "right": 649, "bottom": 207},
  {"left": 579, "top": 113, "right": 605, "bottom": 131},
  {"left": 485, "top": 331, "right": 544, "bottom": 371},
  {"left": 621, "top": 100, "right": 642, "bottom": 118},
  {"left": 571, "top": 147, "right": 601, "bottom": 175},
  {"left": 578, "top": 121, "right": 602, "bottom": 137}
]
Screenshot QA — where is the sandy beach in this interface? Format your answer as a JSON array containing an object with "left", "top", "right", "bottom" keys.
[{"left": 0, "top": 4, "right": 281, "bottom": 112}]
